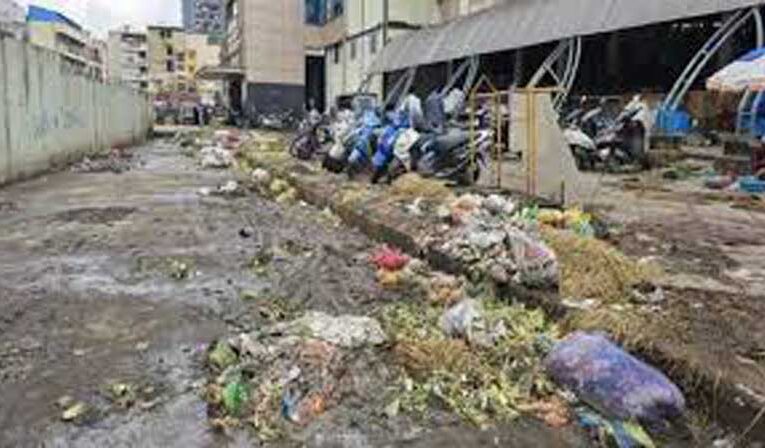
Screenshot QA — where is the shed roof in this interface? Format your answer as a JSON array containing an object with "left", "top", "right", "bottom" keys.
[{"left": 370, "top": 0, "right": 765, "bottom": 73}]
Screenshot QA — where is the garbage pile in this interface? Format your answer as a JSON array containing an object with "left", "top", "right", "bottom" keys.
[
  {"left": 204, "top": 312, "right": 387, "bottom": 439},
  {"left": 71, "top": 148, "right": 139, "bottom": 174},
  {"left": 382, "top": 297, "right": 562, "bottom": 427},
  {"left": 432, "top": 194, "right": 559, "bottom": 288}
]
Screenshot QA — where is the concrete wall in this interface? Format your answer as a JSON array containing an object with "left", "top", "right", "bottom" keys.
[{"left": 0, "top": 36, "right": 151, "bottom": 185}]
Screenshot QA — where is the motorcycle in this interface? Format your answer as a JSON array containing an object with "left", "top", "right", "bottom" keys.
[
  {"left": 289, "top": 110, "right": 330, "bottom": 160},
  {"left": 595, "top": 96, "right": 653, "bottom": 171},
  {"left": 384, "top": 128, "right": 492, "bottom": 185},
  {"left": 563, "top": 96, "right": 652, "bottom": 171}
]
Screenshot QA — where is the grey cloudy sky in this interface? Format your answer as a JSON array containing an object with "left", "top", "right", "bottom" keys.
[{"left": 17, "top": 0, "right": 181, "bottom": 35}]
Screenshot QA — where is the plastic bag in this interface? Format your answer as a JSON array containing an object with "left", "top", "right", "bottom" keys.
[
  {"left": 544, "top": 332, "right": 686, "bottom": 427},
  {"left": 506, "top": 227, "right": 558, "bottom": 287},
  {"left": 440, "top": 299, "right": 482, "bottom": 340},
  {"left": 371, "top": 246, "right": 410, "bottom": 272}
]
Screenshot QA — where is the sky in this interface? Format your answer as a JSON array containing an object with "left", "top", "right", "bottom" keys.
[{"left": 17, "top": 0, "right": 181, "bottom": 36}]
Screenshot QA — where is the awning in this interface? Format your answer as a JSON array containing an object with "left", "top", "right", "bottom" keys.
[
  {"left": 195, "top": 66, "right": 245, "bottom": 81},
  {"left": 370, "top": 0, "right": 765, "bottom": 74}
]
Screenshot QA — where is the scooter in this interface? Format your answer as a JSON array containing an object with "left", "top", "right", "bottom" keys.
[
  {"left": 289, "top": 110, "right": 330, "bottom": 160},
  {"left": 595, "top": 96, "right": 653, "bottom": 171}
]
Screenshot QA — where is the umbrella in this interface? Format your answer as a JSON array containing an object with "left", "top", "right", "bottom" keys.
[{"left": 707, "top": 48, "right": 765, "bottom": 92}]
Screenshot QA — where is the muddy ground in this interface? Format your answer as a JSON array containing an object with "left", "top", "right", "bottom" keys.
[{"left": 0, "top": 140, "right": 590, "bottom": 447}]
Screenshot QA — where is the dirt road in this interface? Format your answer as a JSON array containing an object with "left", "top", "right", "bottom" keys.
[{"left": 0, "top": 139, "right": 587, "bottom": 447}]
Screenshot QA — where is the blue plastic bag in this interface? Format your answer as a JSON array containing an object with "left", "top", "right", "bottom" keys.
[{"left": 544, "top": 332, "right": 685, "bottom": 427}]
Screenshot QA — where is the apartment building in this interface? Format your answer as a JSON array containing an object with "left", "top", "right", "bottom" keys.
[
  {"left": 185, "top": 33, "right": 223, "bottom": 104},
  {"left": 182, "top": 0, "right": 225, "bottom": 37},
  {"left": 147, "top": 25, "right": 222, "bottom": 103},
  {"left": 26, "top": 5, "right": 106, "bottom": 80},
  {"left": 147, "top": 25, "right": 189, "bottom": 94},
  {"left": 220, "top": 0, "right": 305, "bottom": 115},
  {"left": 107, "top": 26, "right": 149, "bottom": 90},
  {"left": 434, "top": 0, "right": 502, "bottom": 22},
  {"left": 306, "top": 0, "right": 439, "bottom": 110}
]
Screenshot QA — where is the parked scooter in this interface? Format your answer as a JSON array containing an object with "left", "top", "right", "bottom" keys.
[
  {"left": 289, "top": 109, "right": 330, "bottom": 160},
  {"left": 595, "top": 96, "right": 653, "bottom": 171},
  {"left": 563, "top": 96, "right": 652, "bottom": 171}
]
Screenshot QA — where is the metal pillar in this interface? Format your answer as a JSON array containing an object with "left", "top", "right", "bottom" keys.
[{"left": 664, "top": 7, "right": 763, "bottom": 113}]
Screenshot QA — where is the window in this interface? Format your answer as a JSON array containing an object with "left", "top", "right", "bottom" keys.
[
  {"left": 369, "top": 33, "right": 377, "bottom": 54},
  {"left": 333, "top": 44, "right": 341, "bottom": 64},
  {"left": 166, "top": 45, "right": 173, "bottom": 56},
  {"left": 166, "top": 60, "right": 174, "bottom": 72},
  {"left": 139, "top": 81, "right": 148, "bottom": 89},
  {"left": 350, "top": 41, "right": 356, "bottom": 60}
]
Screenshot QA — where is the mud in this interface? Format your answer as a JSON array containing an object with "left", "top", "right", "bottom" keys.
[{"left": 0, "top": 140, "right": 589, "bottom": 447}]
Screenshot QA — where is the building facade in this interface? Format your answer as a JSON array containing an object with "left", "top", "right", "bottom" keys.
[
  {"left": 0, "top": 0, "right": 25, "bottom": 38},
  {"left": 107, "top": 26, "right": 149, "bottom": 91},
  {"left": 147, "top": 25, "right": 222, "bottom": 103},
  {"left": 147, "top": 25, "right": 189, "bottom": 94},
  {"left": 306, "top": 0, "right": 441, "bottom": 110},
  {"left": 182, "top": 0, "right": 225, "bottom": 36},
  {"left": 26, "top": 5, "right": 106, "bottom": 80},
  {"left": 221, "top": 0, "right": 305, "bottom": 116}
]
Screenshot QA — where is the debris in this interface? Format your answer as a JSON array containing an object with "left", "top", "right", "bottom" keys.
[
  {"left": 631, "top": 285, "right": 666, "bottom": 304},
  {"left": 384, "top": 399, "right": 401, "bottom": 418},
  {"left": 517, "top": 397, "right": 571, "bottom": 428},
  {"left": 427, "top": 274, "right": 463, "bottom": 306},
  {"left": 704, "top": 175, "right": 736, "bottom": 190},
  {"left": 55, "top": 395, "right": 74, "bottom": 409},
  {"left": 371, "top": 246, "right": 410, "bottom": 272},
  {"left": 169, "top": 259, "right": 192, "bottom": 280},
  {"left": 440, "top": 299, "right": 482, "bottom": 341},
  {"left": 575, "top": 407, "right": 657, "bottom": 448},
  {"left": 200, "top": 146, "right": 235, "bottom": 169},
  {"left": 135, "top": 341, "right": 149, "bottom": 352},
  {"left": 223, "top": 381, "right": 249, "bottom": 416},
  {"left": 482, "top": 194, "right": 516, "bottom": 216},
  {"left": 71, "top": 148, "right": 137, "bottom": 174},
  {"left": 738, "top": 176, "right": 765, "bottom": 194},
  {"left": 251, "top": 168, "right": 272, "bottom": 185},
  {"left": 271, "top": 312, "right": 386, "bottom": 349},
  {"left": 437, "top": 195, "right": 558, "bottom": 288},
  {"left": 209, "top": 341, "right": 238, "bottom": 370},
  {"left": 239, "top": 227, "right": 254, "bottom": 238},
  {"left": 269, "top": 179, "right": 290, "bottom": 196},
  {"left": 215, "top": 180, "right": 243, "bottom": 196},
  {"left": 275, "top": 188, "right": 298, "bottom": 205},
  {"left": 61, "top": 402, "right": 88, "bottom": 422},
  {"left": 544, "top": 332, "right": 685, "bottom": 426}
]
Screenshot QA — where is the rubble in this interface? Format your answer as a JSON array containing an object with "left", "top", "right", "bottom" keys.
[
  {"left": 200, "top": 146, "right": 235, "bottom": 169},
  {"left": 269, "top": 312, "right": 386, "bottom": 349},
  {"left": 71, "top": 148, "right": 138, "bottom": 174}
]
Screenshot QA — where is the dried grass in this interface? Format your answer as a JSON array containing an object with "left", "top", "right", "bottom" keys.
[
  {"left": 394, "top": 339, "right": 474, "bottom": 377},
  {"left": 542, "top": 227, "right": 662, "bottom": 303},
  {"left": 388, "top": 173, "right": 455, "bottom": 203}
]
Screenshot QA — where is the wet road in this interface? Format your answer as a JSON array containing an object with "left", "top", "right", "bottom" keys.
[{"left": 0, "top": 139, "right": 589, "bottom": 447}]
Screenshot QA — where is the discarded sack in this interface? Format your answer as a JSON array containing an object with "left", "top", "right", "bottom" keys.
[{"left": 544, "top": 332, "right": 686, "bottom": 427}]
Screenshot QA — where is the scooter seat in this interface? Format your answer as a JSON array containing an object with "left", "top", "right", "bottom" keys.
[{"left": 428, "top": 129, "right": 470, "bottom": 153}]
